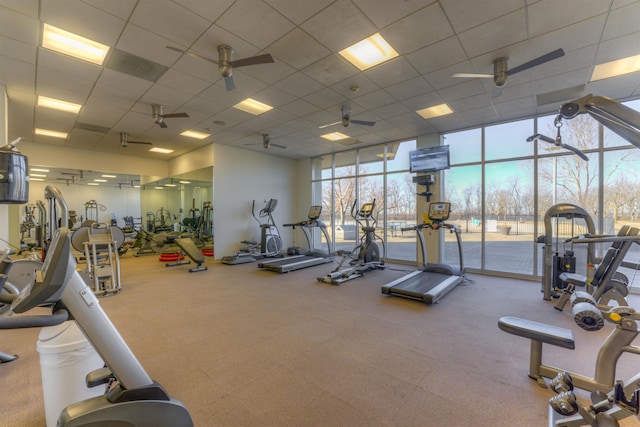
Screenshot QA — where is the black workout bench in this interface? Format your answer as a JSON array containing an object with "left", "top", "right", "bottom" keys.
[
  {"left": 165, "top": 237, "right": 208, "bottom": 273},
  {"left": 499, "top": 316, "right": 577, "bottom": 387}
]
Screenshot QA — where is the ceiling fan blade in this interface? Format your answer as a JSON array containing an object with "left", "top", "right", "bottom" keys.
[
  {"left": 318, "top": 121, "right": 341, "bottom": 129},
  {"left": 491, "top": 86, "right": 503, "bottom": 99},
  {"left": 229, "top": 53, "right": 274, "bottom": 68},
  {"left": 129, "top": 141, "right": 153, "bottom": 145},
  {"left": 351, "top": 119, "right": 376, "bottom": 127},
  {"left": 159, "top": 121, "right": 168, "bottom": 129},
  {"left": 271, "top": 143, "right": 287, "bottom": 149},
  {"left": 452, "top": 72, "right": 493, "bottom": 79},
  {"left": 506, "top": 48, "right": 565, "bottom": 76},
  {"left": 161, "top": 112, "right": 189, "bottom": 118},
  {"left": 166, "top": 45, "right": 218, "bottom": 64},
  {"left": 224, "top": 75, "right": 236, "bottom": 91}
]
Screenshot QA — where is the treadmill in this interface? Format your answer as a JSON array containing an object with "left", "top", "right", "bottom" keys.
[
  {"left": 258, "top": 206, "right": 334, "bottom": 273},
  {"left": 382, "top": 202, "right": 465, "bottom": 304}
]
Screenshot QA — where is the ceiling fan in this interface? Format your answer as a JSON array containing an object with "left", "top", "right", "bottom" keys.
[
  {"left": 244, "top": 134, "right": 286, "bottom": 150},
  {"left": 151, "top": 104, "right": 189, "bottom": 128},
  {"left": 120, "top": 132, "right": 152, "bottom": 147},
  {"left": 261, "top": 134, "right": 286, "bottom": 149},
  {"left": 452, "top": 48, "right": 565, "bottom": 97},
  {"left": 166, "top": 44, "right": 274, "bottom": 91},
  {"left": 319, "top": 105, "right": 376, "bottom": 129}
]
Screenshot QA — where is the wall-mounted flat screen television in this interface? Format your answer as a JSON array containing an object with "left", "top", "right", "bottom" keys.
[{"left": 409, "top": 145, "right": 450, "bottom": 173}]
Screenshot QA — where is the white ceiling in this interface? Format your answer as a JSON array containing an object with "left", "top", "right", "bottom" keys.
[{"left": 1, "top": 0, "right": 640, "bottom": 161}]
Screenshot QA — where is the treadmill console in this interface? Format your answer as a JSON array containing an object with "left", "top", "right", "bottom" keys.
[
  {"left": 428, "top": 202, "right": 451, "bottom": 221},
  {"left": 358, "top": 203, "right": 374, "bottom": 218},
  {"left": 308, "top": 205, "right": 322, "bottom": 220}
]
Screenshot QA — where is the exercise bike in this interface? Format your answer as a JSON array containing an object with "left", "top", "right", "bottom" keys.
[
  {"left": 0, "top": 226, "right": 193, "bottom": 426},
  {"left": 318, "top": 200, "right": 384, "bottom": 285},
  {"left": 222, "top": 199, "right": 283, "bottom": 265}
]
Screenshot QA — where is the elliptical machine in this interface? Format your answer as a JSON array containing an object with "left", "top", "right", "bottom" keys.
[
  {"left": 318, "top": 200, "right": 385, "bottom": 285},
  {"left": 222, "top": 199, "right": 283, "bottom": 265}
]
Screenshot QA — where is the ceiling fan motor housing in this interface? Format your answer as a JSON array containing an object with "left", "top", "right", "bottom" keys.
[
  {"left": 152, "top": 104, "right": 163, "bottom": 124},
  {"left": 218, "top": 45, "right": 233, "bottom": 77},
  {"left": 493, "top": 57, "right": 508, "bottom": 87}
]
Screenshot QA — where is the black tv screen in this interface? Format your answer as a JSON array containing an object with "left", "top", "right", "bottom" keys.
[{"left": 409, "top": 145, "right": 450, "bottom": 173}]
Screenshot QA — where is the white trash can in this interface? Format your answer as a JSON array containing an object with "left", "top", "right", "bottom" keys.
[{"left": 37, "top": 321, "right": 105, "bottom": 427}]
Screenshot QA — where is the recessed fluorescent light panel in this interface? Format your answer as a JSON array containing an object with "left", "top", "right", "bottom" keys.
[
  {"left": 591, "top": 54, "right": 640, "bottom": 81},
  {"left": 179, "top": 181, "right": 191, "bottom": 184},
  {"left": 30, "top": 174, "right": 47, "bottom": 177},
  {"left": 149, "top": 147, "right": 174, "bottom": 154},
  {"left": 30, "top": 178, "right": 45, "bottom": 182},
  {"left": 37, "top": 96, "right": 81, "bottom": 113},
  {"left": 101, "top": 174, "right": 116, "bottom": 178},
  {"left": 88, "top": 183, "right": 99, "bottom": 186},
  {"left": 31, "top": 168, "right": 50, "bottom": 172},
  {"left": 321, "top": 132, "right": 349, "bottom": 141},
  {"left": 181, "top": 130, "right": 210, "bottom": 139},
  {"left": 42, "top": 23, "right": 110, "bottom": 65},
  {"left": 35, "top": 128, "right": 68, "bottom": 139},
  {"left": 416, "top": 104, "right": 453, "bottom": 120},
  {"left": 94, "top": 179, "right": 107, "bottom": 182},
  {"left": 233, "top": 98, "right": 273, "bottom": 115},
  {"left": 165, "top": 183, "right": 177, "bottom": 187},
  {"left": 339, "top": 33, "right": 399, "bottom": 71}
]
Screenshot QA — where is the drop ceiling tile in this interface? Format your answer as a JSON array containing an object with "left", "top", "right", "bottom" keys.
[
  {"left": 34, "top": 110, "right": 78, "bottom": 131},
  {"left": 0, "top": 5, "right": 38, "bottom": 44},
  {"left": 37, "top": 48, "right": 103, "bottom": 81},
  {"left": 354, "top": 0, "right": 435, "bottom": 28},
  {"left": 172, "top": 0, "right": 235, "bottom": 23},
  {"left": 116, "top": 24, "right": 184, "bottom": 67},
  {"left": 351, "top": 89, "right": 396, "bottom": 110},
  {"left": 406, "top": 36, "right": 467, "bottom": 76},
  {"left": 79, "top": 0, "right": 137, "bottom": 20},
  {"left": 384, "top": 77, "right": 433, "bottom": 101},
  {"left": 448, "top": 93, "right": 493, "bottom": 113},
  {"left": 0, "top": 35, "right": 36, "bottom": 64},
  {"left": 94, "top": 69, "right": 154, "bottom": 103},
  {"left": 439, "top": 0, "right": 523, "bottom": 33},
  {"left": 438, "top": 80, "right": 487, "bottom": 102},
  {"left": 302, "top": 55, "right": 358, "bottom": 86},
  {"left": 528, "top": 0, "right": 611, "bottom": 38},
  {"left": 41, "top": 0, "right": 125, "bottom": 46},
  {"left": 156, "top": 68, "right": 211, "bottom": 95},
  {"left": 303, "top": 88, "right": 344, "bottom": 110},
  {"left": 264, "top": 0, "right": 332, "bottom": 25},
  {"left": 401, "top": 92, "right": 445, "bottom": 111},
  {"left": 370, "top": 102, "right": 411, "bottom": 119},
  {"left": 380, "top": 3, "right": 454, "bottom": 54},
  {"left": 529, "top": 15, "right": 606, "bottom": 58},
  {"left": 216, "top": 0, "right": 295, "bottom": 49},
  {"left": 274, "top": 72, "right": 325, "bottom": 98},
  {"left": 594, "top": 32, "right": 640, "bottom": 64},
  {"left": 0, "top": 56, "right": 36, "bottom": 91},
  {"left": 1, "top": 0, "right": 38, "bottom": 17},
  {"left": 253, "top": 85, "right": 297, "bottom": 108},
  {"left": 267, "top": 28, "right": 332, "bottom": 71},
  {"left": 130, "top": 0, "right": 210, "bottom": 48},
  {"left": 364, "top": 57, "right": 419, "bottom": 88},
  {"left": 603, "top": 1, "right": 640, "bottom": 41},
  {"left": 37, "top": 68, "right": 95, "bottom": 98},
  {"left": 300, "top": 0, "right": 377, "bottom": 51},
  {"left": 457, "top": 9, "right": 527, "bottom": 58}
]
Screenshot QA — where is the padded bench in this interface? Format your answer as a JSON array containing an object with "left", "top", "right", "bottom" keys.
[{"left": 499, "top": 316, "right": 575, "bottom": 386}]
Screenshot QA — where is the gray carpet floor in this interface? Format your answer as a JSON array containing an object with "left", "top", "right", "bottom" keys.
[{"left": 1, "top": 251, "right": 640, "bottom": 426}]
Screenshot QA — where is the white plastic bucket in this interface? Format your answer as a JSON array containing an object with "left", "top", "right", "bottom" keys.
[{"left": 37, "top": 321, "right": 105, "bottom": 427}]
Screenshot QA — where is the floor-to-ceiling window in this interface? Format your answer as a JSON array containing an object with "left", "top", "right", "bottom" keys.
[{"left": 314, "top": 99, "right": 640, "bottom": 284}]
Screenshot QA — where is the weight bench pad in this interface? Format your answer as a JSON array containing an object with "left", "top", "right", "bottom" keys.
[
  {"left": 498, "top": 316, "right": 575, "bottom": 349},
  {"left": 174, "top": 238, "right": 205, "bottom": 265}
]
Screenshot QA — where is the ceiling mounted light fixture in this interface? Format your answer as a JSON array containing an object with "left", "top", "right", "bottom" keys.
[
  {"left": 149, "top": 147, "right": 174, "bottom": 154},
  {"left": 233, "top": 98, "right": 273, "bottom": 115},
  {"left": 416, "top": 104, "right": 453, "bottom": 120},
  {"left": 42, "top": 23, "right": 110, "bottom": 65},
  {"left": 181, "top": 130, "right": 210, "bottom": 139},
  {"left": 35, "top": 128, "right": 68, "bottom": 139},
  {"left": 591, "top": 54, "right": 640, "bottom": 81},
  {"left": 339, "top": 33, "right": 398, "bottom": 71},
  {"left": 321, "top": 132, "right": 349, "bottom": 141},
  {"left": 37, "top": 96, "right": 81, "bottom": 113}
]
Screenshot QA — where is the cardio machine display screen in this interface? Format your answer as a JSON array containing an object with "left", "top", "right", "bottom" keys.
[
  {"left": 308, "top": 206, "right": 322, "bottom": 220},
  {"left": 359, "top": 203, "right": 373, "bottom": 217},
  {"left": 428, "top": 202, "right": 451, "bottom": 221}
]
